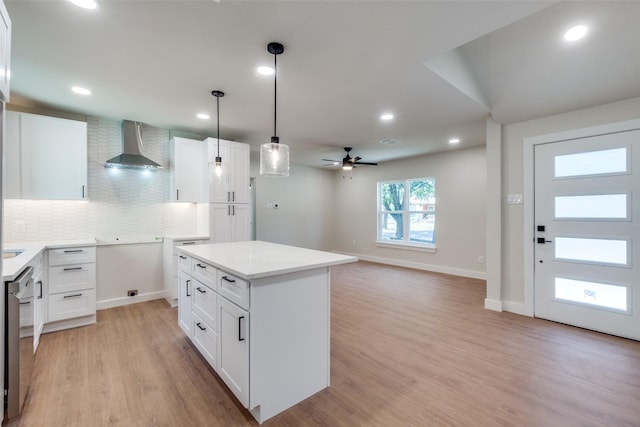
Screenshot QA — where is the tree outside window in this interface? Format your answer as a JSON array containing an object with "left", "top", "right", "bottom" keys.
[{"left": 378, "top": 178, "right": 435, "bottom": 245}]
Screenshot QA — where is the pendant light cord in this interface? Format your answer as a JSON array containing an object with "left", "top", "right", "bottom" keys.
[
  {"left": 216, "top": 94, "right": 220, "bottom": 156},
  {"left": 273, "top": 51, "right": 278, "bottom": 140}
]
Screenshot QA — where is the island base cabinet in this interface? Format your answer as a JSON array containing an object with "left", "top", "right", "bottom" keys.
[
  {"left": 178, "top": 272, "right": 192, "bottom": 338},
  {"left": 218, "top": 297, "right": 249, "bottom": 408},
  {"left": 192, "top": 312, "right": 218, "bottom": 370}
]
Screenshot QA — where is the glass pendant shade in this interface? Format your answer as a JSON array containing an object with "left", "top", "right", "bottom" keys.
[{"left": 260, "top": 140, "right": 289, "bottom": 177}]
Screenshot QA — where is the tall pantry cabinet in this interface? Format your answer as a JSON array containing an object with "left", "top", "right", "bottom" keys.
[{"left": 206, "top": 138, "right": 250, "bottom": 243}]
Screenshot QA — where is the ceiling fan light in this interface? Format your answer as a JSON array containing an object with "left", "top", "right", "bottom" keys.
[
  {"left": 260, "top": 142, "right": 289, "bottom": 176},
  {"left": 342, "top": 164, "right": 353, "bottom": 171}
]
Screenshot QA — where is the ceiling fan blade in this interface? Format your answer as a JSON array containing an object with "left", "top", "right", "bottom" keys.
[
  {"left": 322, "top": 159, "right": 340, "bottom": 163},
  {"left": 353, "top": 156, "right": 362, "bottom": 162},
  {"left": 353, "top": 161, "right": 378, "bottom": 166}
]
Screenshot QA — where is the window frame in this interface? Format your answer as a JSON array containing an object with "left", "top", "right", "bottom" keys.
[{"left": 376, "top": 177, "right": 436, "bottom": 251}]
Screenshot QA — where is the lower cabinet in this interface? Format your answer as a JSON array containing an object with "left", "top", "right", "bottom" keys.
[
  {"left": 218, "top": 296, "right": 249, "bottom": 407},
  {"left": 178, "top": 254, "right": 249, "bottom": 408},
  {"left": 32, "top": 253, "right": 45, "bottom": 352},
  {"left": 45, "top": 246, "right": 96, "bottom": 332}
]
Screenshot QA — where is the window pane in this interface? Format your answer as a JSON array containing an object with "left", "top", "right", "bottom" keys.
[
  {"left": 555, "top": 237, "right": 628, "bottom": 265},
  {"left": 554, "top": 148, "right": 627, "bottom": 178},
  {"left": 379, "top": 182, "right": 404, "bottom": 211},
  {"left": 555, "top": 277, "right": 628, "bottom": 312},
  {"left": 379, "top": 213, "right": 404, "bottom": 241},
  {"left": 408, "top": 178, "right": 435, "bottom": 211},
  {"left": 555, "top": 194, "right": 627, "bottom": 219},
  {"left": 409, "top": 212, "right": 435, "bottom": 244}
]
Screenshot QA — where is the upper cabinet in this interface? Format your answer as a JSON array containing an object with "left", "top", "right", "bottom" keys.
[
  {"left": 207, "top": 138, "right": 250, "bottom": 204},
  {"left": 170, "top": 136, "right": 205, "bottom": 203},
  {"left": 4, "top": 111, "right": 88, "bottom": 200},
  {"left": 0, "top": 0, "right": 11, "bottom": 102}
]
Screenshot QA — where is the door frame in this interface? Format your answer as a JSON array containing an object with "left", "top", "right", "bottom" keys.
[{"left": 522, "top": 118, "right": 640, "bottom": 317}]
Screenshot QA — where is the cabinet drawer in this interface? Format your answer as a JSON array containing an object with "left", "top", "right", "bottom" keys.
[
  {"left": 191, "top": 259, "right": 217, "bottom": 289},
  {"left": 48, "top": 264, "right": 96, "bottom": 294},
  {"left": 192, "top": 312, "right": 218, "bottom": 371},
  {"left": 48, "top": 247, "right": 96, "bottom": 266},
  {"left": 218, "top": 271, "right": 249, "bottom": 310},
  {"left": 193, "top": 281, "right": 217, "bottom": 331},
  {"left": 177, "top": 253, "right": 191, "bottom": 273},
  {"left": 48, "top": 289, "right": 96, "bottom": 322}
]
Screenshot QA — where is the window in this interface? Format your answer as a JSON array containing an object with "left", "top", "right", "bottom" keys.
[{"left": 377, "top": 177, "right": 436, "bottom": 247}]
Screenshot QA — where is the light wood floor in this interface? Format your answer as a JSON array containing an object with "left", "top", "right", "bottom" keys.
[{"left": 8, "top": 261, "right": 640, "bottom": 426}]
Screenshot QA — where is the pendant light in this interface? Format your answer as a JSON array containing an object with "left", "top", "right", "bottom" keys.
[
  {"left": 260, "top": 42, "right": 289, "bottom": 177},
  {"left": 211, "top": 90, "right": 224, "bottom": 181}
]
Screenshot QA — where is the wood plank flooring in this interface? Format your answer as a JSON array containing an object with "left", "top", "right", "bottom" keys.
[{"left": 8, "top": 261, "right": 640, "bottom": 426}]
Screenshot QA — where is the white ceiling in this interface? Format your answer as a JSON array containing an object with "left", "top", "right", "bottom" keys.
[{"left": 6, "top": 1, "right": 640, "bottom": 168}]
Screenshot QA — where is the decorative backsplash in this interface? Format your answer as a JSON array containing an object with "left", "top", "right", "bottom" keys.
[{"left": 3, "top": 116, "right": 198, "bottom": 242}]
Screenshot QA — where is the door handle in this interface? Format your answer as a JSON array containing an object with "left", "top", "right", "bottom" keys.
[
  {"left": 238, "top": 316, "right": 245, "bottom": 342},
  {"left": 196, "top": 287, "right": 206, "bottom": 294},
  {"left": 537, "top": 237, "right": 553, "bottom": 244},
  {"left": 186, "top": 279, "right": 191, "bottom": 297}
]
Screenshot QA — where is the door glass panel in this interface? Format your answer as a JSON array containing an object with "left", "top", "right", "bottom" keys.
[
  {"left": 554, "top": 148, "right": 627, "bottom": 178},
  {"left": 555, "top": 194, "right": 627, "bottom": 219},
  {"left": 555, "top": 237, "right": 628, "bottom": 265},
  {"left": 555, "top": 277, "right": 628, "bottom": 312}
]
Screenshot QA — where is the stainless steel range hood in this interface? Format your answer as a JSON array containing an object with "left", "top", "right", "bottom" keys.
[{"left": 104, "top": 120, "right": 163, "bottom": 170}]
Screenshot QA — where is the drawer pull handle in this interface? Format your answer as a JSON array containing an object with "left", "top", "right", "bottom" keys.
[
  {"left": 64, "top": 249, "right": 83, "bottom": 253},
  {"left": 64, "top": 294, "right": 83, "bottom": 299},
  {"left": 196, "top": 287, "right": 206, "bottom": 294},
  {"left": 222, "top": 276, "right": 236, "bottom": 283},
  {"left": 63, "top": 267, "right": 83, "bottom": 271},
  {"left": 182, "top": 242, "right": 196, "bottom": 245},
  {"left": 196, "top": 322, "right": 206, "bottom": 331},
  {"left": 196, "top": 263, "right": 206, "bottom": 269},
  {"left": 179, "top": 255, "right": 187, "bottom": 259},
  {"left": 238, "top": 316, "right": 245, "bottom": 341},
  {"left": 20, "top": 301, "right": 31, "bottom": 305}
]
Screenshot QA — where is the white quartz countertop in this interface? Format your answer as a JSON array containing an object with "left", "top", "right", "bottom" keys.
[
  {"left": 3, "top": 239, "right": 97, "bottom": 281},
  {"left": 179, "top": 240, "right": 358, "bottom": 280}
]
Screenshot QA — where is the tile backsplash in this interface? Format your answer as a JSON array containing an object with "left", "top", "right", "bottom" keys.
[{"left": 3, "top": 116, "right": 198, "bottom": 242}]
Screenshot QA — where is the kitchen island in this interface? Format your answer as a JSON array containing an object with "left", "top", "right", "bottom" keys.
[{"left": 177, "top": 241, "right": 357, "bottom": 424}]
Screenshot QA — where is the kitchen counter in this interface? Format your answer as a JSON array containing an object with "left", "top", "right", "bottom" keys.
[
  {"left": 3, "top": 239, "right": 97, "bottom": 280},
  {"left": 179, "top": 240, "right": 357, "bottom": 280}
]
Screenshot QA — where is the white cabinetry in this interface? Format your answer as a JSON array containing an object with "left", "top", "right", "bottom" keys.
[
  {"left": 177, "top": 269, "right": 193, "bottom": 337},
  {"left": 163, "top": 237, "right": 207, "bottom": 307},
  {"left": 218, "top": 295, "right": 249, "bottom": 407},
  {"left": 4, "top": 111, "right": 88, "bottom": 200},
  {"left": 170, "top": 137, "right": 205, "bottom": 202},
  {"left": 210, "top": 203, "right": 250, "bottom": 243},
  {"left": 32, "top": 252, "right": 45, "bottom": 352},
  {"left": 207, "top": 139, "right": 250, "bottom": 204},
  {"left": 0, "top": 0, "right": 11, "bottom": 102},
  {"left": 45, "top": 246, "right": 96, "bottom": 331}
]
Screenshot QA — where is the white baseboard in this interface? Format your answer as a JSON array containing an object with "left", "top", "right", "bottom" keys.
[
  {"left": 336, "top": 251, "right": 487, "bottom": 280},
  {"left": 43, "top": 314, "right": 96, "bottom": 334},
  {"left": 97, "top": 290, "right": 167, "bottom": 310},
  {"left": 502, "top": 301, "right": 532, "bottom": 317},
  {"left": 484, "top": 298, "right": 503, "bottom": 312}
]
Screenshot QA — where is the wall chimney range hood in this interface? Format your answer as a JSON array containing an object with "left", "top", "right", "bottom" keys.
[{"left": 104, "top": 120, "right": 163, "bottom": 170}]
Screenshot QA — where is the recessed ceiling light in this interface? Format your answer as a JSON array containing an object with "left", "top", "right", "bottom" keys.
[
  {"left": 71, "top": 86, "right": 91, "bottom": 95},
  {"left": 380, "top": 113, "right": 394, "bottom": 121},
  {"left": 257, "top": 66, "right": 274, "bottom": 76},
  {"left": 69, "top": 0, "right": 99, "bottom": 10},
  {"left": 449, "top": 138, "right": 460, "bottom": 144},
  {"left": 564, "top": 25, "right": 588, "bottom": 42},
  {"left": 197, "top": 113, "right": 210, "bottom": 120}
]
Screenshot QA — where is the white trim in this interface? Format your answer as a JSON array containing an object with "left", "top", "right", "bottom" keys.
[
  {"left": 522, "top": 118, "right": 640, "bottom": 319},
  {"left": 502, "top": 301, "right": 529, "bottom": 316},
  {"left": 375, "top": 241, "right": 436, "bottom": 253},
  {"left": 484, "top": 298, "right": 503, "bottom": 312},
  {"left": 96, "top": 290, "right": 167, "bottom": 310},
  {"left": 337, "top": 251, "right": 486, "bottom": 280}
]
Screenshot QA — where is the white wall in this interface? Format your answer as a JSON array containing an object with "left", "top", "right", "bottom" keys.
[
  {"left": 250, "top": 156, "right": 336, "bottom": 250},
  {"left": 499, "top": 96, "right": 640, "bottom": 311},
  {"left": 333, "top": 146, "right": 487, "bottom": 279}
]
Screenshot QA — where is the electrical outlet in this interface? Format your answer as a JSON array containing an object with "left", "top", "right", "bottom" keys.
[{"left": 127, "top": 290, "right": 138, "bottom": 297}]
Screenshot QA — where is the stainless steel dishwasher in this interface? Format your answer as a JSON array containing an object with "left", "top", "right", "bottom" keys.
[{"left": 4, "top": 265, "right": 34, "bottom": 420}]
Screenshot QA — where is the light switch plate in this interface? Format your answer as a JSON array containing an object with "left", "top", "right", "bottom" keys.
[{"left": 507, "top": 194, "right": 523, "bottom": 204}]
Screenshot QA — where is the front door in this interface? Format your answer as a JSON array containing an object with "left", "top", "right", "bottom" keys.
[{"left": 534, "top": 129, "right": 640, "bottom": 340}]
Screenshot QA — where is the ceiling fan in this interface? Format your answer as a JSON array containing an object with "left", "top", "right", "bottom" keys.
[{"left": 322, "top": 147, "right": 378, "bottom": 170}]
